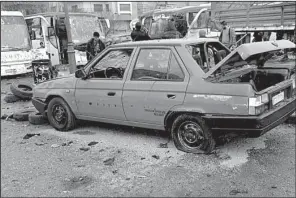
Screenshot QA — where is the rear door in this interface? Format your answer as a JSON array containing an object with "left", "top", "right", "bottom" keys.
[{"left": 122, "top": 46, "right": 189, "bottom": 125}]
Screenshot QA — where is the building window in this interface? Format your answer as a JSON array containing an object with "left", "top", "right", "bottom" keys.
[
  {"left": 71, "top": 5, "right": 78, "bottom": 12},
  {"left": 105, "top": 4, "right": 110, "bottom": 12},
  {"left": 118, "top": 2, "right": 132, "bottom": 14},
  {"left": 94, "top": 4, "right": 103, "bottom": 12}
]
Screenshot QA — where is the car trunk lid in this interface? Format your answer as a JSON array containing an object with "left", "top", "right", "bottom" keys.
[{"left": 203, "top": 40, "right": 296, "bottom": 79}]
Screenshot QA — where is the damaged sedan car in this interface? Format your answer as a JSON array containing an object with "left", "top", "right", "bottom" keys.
[{"left": 32, "top": 39, "right": 296, "bottom": 154}]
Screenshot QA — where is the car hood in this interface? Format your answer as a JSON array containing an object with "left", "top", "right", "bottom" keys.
[
  {"left": 203, "top": 40, "right": 296, "bottom": 79},
  {"left": 35, "top": 74, "right": 76, "bottom": 89}
]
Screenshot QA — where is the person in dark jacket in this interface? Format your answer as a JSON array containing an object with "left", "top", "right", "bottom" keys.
[
  {"left": 86, "top": 32, "right": 105, "bottom": 61},
  {"left": 131, "top": 22, "right": 151, "bottom": 41}
]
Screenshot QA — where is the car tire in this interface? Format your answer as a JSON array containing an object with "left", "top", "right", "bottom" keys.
[
  {"left": 29, "top": 112, "right": 48, "bottom": 125},
  {"left": 171, "top": 114, "right": 215, "bottom": 154},
  {"left": 10, "top": 82, "right": 33, "bottom": 100},
  {"left": 47, "top": 97, "right": 76, "bottom": 131},
  {"left": 13, "top": 109, "right": 36, "bottom": 121},
  {"left": 4, "top": 93, "right": 21, "bottom": 103}
]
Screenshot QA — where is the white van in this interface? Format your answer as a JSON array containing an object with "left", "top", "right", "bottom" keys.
[{"left": 1, "top": 11, "right": 33, "bottom": 76}]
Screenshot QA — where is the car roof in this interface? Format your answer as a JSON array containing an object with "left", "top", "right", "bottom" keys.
[{"left": 110, "top": 38, "right": 219, "bottom": 48}]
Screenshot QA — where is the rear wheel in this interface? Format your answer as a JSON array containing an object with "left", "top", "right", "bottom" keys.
[
  {"left": 47, "top": 97, "right": 76, "bottom": 131},
  {"left": 171, "top": 114, "right": 215, "bottom": 154}
]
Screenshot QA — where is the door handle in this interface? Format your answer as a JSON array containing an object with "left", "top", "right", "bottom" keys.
[
  {"left": 167, "top": 94, "right": 176, "bottom": 99},
  {"left": 108, "top": 92, "right": 116, "bottom": 96}
]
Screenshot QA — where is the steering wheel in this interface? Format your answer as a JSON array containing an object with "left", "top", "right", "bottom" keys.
[{"left": 104, "top": 67, "right": 123, "bottom": 78}]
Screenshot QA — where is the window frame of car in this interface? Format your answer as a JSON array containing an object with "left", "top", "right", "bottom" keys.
[
  {"left": 85, "top": 46, "right": 136, "bottom": 81},
  {"left": 129, "top": 46, "right": 187, "bottom": 82},
  {"left": 203, "top": 41, "right": 231, "bottom": 67}
]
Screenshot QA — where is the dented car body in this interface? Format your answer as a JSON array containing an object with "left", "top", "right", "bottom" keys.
[{"left": 32, "top": 39, "right": 296, "bottom": 153}]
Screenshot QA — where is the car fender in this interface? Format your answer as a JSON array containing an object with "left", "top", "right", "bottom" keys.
[
  {"left": 44, "top": 89, "right": 78, "bottom": 114},
  {"left": 164, "top": 104, "right": 206, "bottom": 129}
]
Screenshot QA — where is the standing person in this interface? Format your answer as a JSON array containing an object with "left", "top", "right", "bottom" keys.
[
  {"left": 219, "top": 21, "right": 237, "bottom": 50},
  {"left": 86, "top": 32, "right": 105, "bottom": 61},
  {"left": 252, "top": 32, "right": 263, "bottom": 42},
  {"left": 131, "top": 22, "right": 151, "bottom": 41}
]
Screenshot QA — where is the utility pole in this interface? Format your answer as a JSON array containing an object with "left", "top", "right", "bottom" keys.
[{"left": 63, "top": 2, "right": 76, "bottom": 74}]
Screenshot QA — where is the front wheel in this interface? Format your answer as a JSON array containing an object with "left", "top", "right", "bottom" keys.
[
  {"left": 47, "top": 97, "right": 76, "bottom": 131},
  {"left": 171, "top": 114, "right": 215, "bottom": 154}
]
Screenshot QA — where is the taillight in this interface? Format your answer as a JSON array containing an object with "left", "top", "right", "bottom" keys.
[{"left": 248, "top": 93, "right": 269, "bottom": 115}]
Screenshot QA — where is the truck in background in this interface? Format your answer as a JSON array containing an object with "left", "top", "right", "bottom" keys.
[
  {"left": 1, "top": 11, "right": 33, "bottom": 77},
  {"left": 210, "top": 2, "right": 296, "bottom": 45},
  {"left": 136, "top": 2, "right": 295, "bottom": 46}
]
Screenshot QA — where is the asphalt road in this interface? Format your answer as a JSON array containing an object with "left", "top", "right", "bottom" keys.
[{"left": 1, "top": 73, "right": 295, "bottom": 197}]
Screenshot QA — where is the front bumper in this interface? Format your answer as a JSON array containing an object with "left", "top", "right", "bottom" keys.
[
  {"left": 32, "top": 98, "right": 47, "bottom": 114},
  {"left": 1, "top": 63, "right": 32, "bottom": 76},
  {"left": 203, "top": 97, "right": 296, "bottom": 135}
]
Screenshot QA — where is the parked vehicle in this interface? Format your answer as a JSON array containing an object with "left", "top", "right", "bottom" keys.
[
  {"left": 211, "top": 2, "right": 296, "bottom": 44},
  {"left": 32, "top": 39, "right": 296, "bottom": 153},
  {"left": 1, "top": 11, "right": 33, "bottom": 76},
  {"left": 137, "top": 2, "right": 295, "bottom": 45},
  {"left": 25, "top": 12, "right": 109, "bottom": 66}
]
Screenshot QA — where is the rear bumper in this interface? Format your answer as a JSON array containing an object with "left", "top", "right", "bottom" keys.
[
  {"left": 32, "top": 98, "right": 47, "bottom": 114},
  {"left": 203, "top": 97, "right": 296, "bottom": 135}
]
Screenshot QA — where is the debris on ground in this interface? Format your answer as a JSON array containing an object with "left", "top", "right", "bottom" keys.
[
  {"left": 152, "top": 155, "right": 160, "bottom": 160},
  {"left": 35, "top": 142, "right": 45, "bottom": 146},
  {"left": 28, "top": 112, "right": 48, "bottom": 125},
  {"left": 99, "top": 149, "right": 105, "bottom": 152},
  {"left": 23, "top": 133, "right": 40, "bottom": 139},
  {"left": 62, "top": 141, "right": 73, "bottom": 146},
  {"left": 271, "top": 186, "right": 277, "bottom": 189},
  {"left": 87, "top": 141, "right": 98, "bottom": 146},
  {"left": 13, "top": 110, "right": 36, "bottom": 121},
  {"left": 112, "top": 170, "right": 118, "bottom": 174},
  {"left": 158, "top": 143, "right": 168, "bottom": 148},
  {"left": 4, "top": 93, "right": 21, "bottom": 103},
  {"left": 51, "top": 144, "right": 60, "bottom": 148},
  {"left": 79, "top": 147, "right": 90, "bottom": 151},
  {"left": 1, "top": 114, "right": 9, "bottom": 119},
  {"left": 141, "top": 157, "right": 146, "bottom": 160},
  {"left": 5, "top": 114, "right": 14, "bottom": 121},
  {"left": 103, "top": 157, "right": 115, "bottom": 166},
  {"left": 229, "top": 189, "right": 248, "bottom": 195},
  {"left": 217, "top": 153, "right": 231, "bottom": 160}
]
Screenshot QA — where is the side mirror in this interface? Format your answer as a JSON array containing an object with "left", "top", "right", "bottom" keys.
[{"left": 75, "top": 69, "right": 87, "bottom": 79}]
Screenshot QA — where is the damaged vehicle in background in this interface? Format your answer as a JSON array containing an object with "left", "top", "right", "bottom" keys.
[{"left": 31, "top": 39, "right": 296, "bottom": 154}]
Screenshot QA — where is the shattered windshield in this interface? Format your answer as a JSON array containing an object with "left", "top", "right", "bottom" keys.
[
  {"left": 69, "top": 15, "right": 104, "bottom": 44},
  {"left": 1, "top": 16, "right": 31, "bottom": 51}
]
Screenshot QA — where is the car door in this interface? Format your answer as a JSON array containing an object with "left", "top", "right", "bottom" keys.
[
  {"left": 75, "top": 47, "right": 135, "bottom": 121},
  {"left": 122, "top": 47, "right": 189, "bottom": 125}
]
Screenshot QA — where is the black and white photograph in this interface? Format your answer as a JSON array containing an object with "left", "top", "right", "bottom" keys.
[{"left": 1, "top": 0, "right": 295, "bottom": 197}]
